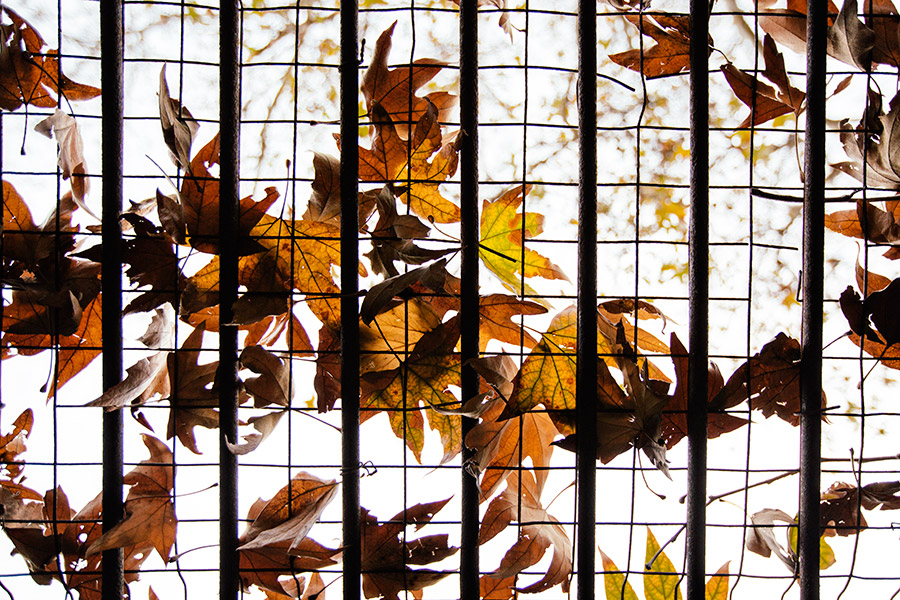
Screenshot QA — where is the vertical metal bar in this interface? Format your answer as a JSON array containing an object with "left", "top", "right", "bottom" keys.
[
  {"left": 458, "top": 1, "right": 480, "bottom": 598},
  {"left": 800, "top": 2, "right": 827, "bottom": 598},
  {"left": 219, "top": 2, "right": 240, "bottom": 599},
  {"left": 340, "top": 1, "right": 361, "bottom": 599},
  {"left": 686, "top": 2, "right": 709, "bottom": 599},
  {"left": 99, "top": 1, "right": 124, "bottom": 598},
  {"left": 575, "top": 0, "right": 597, "bottom": 598}
]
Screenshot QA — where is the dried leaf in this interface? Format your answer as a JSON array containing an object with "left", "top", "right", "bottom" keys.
[
  {"left": 465, "top": 396, "right": 556, "bottom": 499},
  {"left": 745, "top": 508, "right": 796, "bottom": 570},
  {"left": 713, "top": 332, "right": 827, "bottom": 426},
  {"left": 361, "top": 499, "right": 458, "bottom": 600},
  {"left": 87, "top": 435, "right": 176, "bottom": 562},
  {"left": 240, "top": 345, "right": 293, "bottom": 408},
  {"left": 0, "top": 7, "right": 100, "bottom": 110},
  {"left": 361, "top": 22, "right": 455, "bottom": 138},
  {"left": 238, "top": 472, "right": 339, "bottom": 553},
  {"left": 610, "top": 14, "right": 712, "bottom": 78},
  {"left": 828, "top": 0, "right": 875, "bottom": 70},
  {"left": 480, "top": 472, "right": 572, "bottom": 594},
  {"left": 34, "top": 110, "right": 95, "bottom": 218},
  {"left": 158, "top": 63, "right": 199, "bottom": 170}
]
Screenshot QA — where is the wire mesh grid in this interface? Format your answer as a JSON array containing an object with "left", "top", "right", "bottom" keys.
[{"left": 0, "top": 1, "right": 898, "bottom": 600}]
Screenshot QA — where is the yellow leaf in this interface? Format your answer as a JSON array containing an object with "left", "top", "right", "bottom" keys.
[
  {"left": 600, "top": 549, "right": 639, "bottom": 600},
  {"left": 705, "top": 562, "right": 729, "bottom": 600},
  {"left": 479, "top": 185, "right": 568, "bottom": 305},
  {"left": 644, "top": 528, "right": 683, "bottom": 600}
]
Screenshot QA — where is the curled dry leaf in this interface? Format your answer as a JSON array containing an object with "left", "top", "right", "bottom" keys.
[
  {"left": 86, "top": 306, "right": 174, "bottom": 410},
  {"left": 721, "top": 34, "right": 805, "bottom": 128},
  {"left": 240, "top": 345, "right": 293, "bottom": 408},
  {"left": 745, "top": 508, "right": 797, "bottom": 570},
  {"left": 35, "top": 109, "right": 96, "bottom": 219},
  {"left": 158, "top": 63, "right": 199, "bottom": 170},
  {"left": 238, "top": 472, "right": 339, "bottom": 553}
]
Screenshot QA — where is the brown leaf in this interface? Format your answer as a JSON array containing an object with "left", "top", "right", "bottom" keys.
[
  {"left": 166, "top": 325, "right": 219, "bottom": 454},
  {"left": 828, "top": 0, "right": 876, "bottom": 70},
  {"left": 0, "top": 7, "right": 101, "bottom": 110},
  {"left": 865, "top": 276, "right": 900, "bottom": 345},
  {"left": 87, "top": 436, "right": 175, "bottom": 561},
  {"left": 34, "top": 110, "right": 95, "bottom": 217},
  {"left": 833, "top": 91, "right": 900, "bottom": 190},
  {"left": 360, "top": 259, "right": 451, "bottom": 324},
  {"left": 86, "top": 307, "right": 173, "bottom": 410},
  {"left": 713, "top": 332, "right": 827, "bottom": 426},
  {"left": 839, "top": 286, "right": 882, "bottom": 343},
  {"left": 855, "top": 249, "right": 892, "bottom": 294},
  {"left": 721, "top": 35, "right": 805, "bottom": 128},
  {"left": 180, "top": 134, "right": 279, "bottom": 254},
  {"left": 744, "top": 508, "right": 797, "bottom": 570},
  {"left": 479, "top": 294, "right": 548, "bottom": 350},
  {"left": 361, "top": 22, "right": 455, "bottom": 138},
  {"left": 158, "top": 63, "right": 199, "bottom": 170},
  {"left": 239, "top": 536, "right": 339, "bottom": 597},
  {"left": 660, "top": 332, "right": 746, "bottom": 449},
  {"left": 238, "top": 472, "right": 339, "bottom": 553},
  {"left": 479, "top": 472, "right": 572, "bottom": 594},
  {"left": 865, "top": 0, "right": 900, "bottom": 67},
  {"left": 0, "top": 408, "right": 33, "bottom": 483},
  {"left": 465, "top": 396, "right": 557, "bottom": 499},
  {"left": 759, "top": 1, "right": 840, "bottom": 56},
  {"left": 361, "top": 499, "right": 458, "bottom": 600},
  {"left": 240, "top": 345, "right": 293, "bottom": 408},
  {"left": 609, "top": 14, "right": 712, "bottom": 78}
]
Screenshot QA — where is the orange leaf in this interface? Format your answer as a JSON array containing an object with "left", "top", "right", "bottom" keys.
[{"left": 87, "top": 435, "right": 176, "bottom": 562}]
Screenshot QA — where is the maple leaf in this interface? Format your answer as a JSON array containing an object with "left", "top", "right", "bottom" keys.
[
  {"left": 721, "top": 35, "right": 806, "bottom": 128},
  {"left": 713, "top": 332, "right": 827, "bottom": 426},
  {"left": 480, "top": 185, "right": 568, "bottom": 305},
  {"left": 60, "top": 489, "right": 152, "bottom": 600},
  {"left": 478, "top": 294, "right": 547, "bottom": 351},
  {"left": 178, "top": 134, "right": 279, "bottom": 254},
  {"left": 360, "top": 259, "right": 454, "bottom": 324},
  {"left": 0, "top": 7, "right": 101, "bottom": 110},
  {"left": 360, "top": 317, "right": 461, "bottom": 463},
  {"left": 821, "top": 480, "right": 900, "bottom": 537},
  {"left": 864, "top": 0, "right": 900, "bottom": 68},
  {"left": 479, "top": 471, "right": 572, "bottom": 594},
  {"left": 0, "top": 409, "right": 32, "bottom": 483},
  {"left": 359, "top": 297, "right": 442, "bottom": 374},
  {"left": 238, "top": 472, "right": 339, "bottom": 553},
  {"left": 348, "top": 102, "right": 462, "bottom": 224},
  {"left": 240, "top": 345, "right": 294, "bottom": 408},
  {"left": 361, "top": 22, "right": 456, "bottom": 138},
  {"left": 361, "top": 498, "right": 458, "bottom": 600},
  {"left": 165, "top": 325, "right": 219, "bottom": 454},
  {"left": 465, "top": 394, "right": 556, "bottom": 500},
  {"left": 660, "top": 332, "right": 747, "bottom": 449},
  {"left": 87, "top": 435, "right": 176, "bottom": 562},
  {"left": 609, "top": 13, "right": 713, "bottom": 78},
  {"left": 758, "top": 0, "right": 840, "bottom": 57}
]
